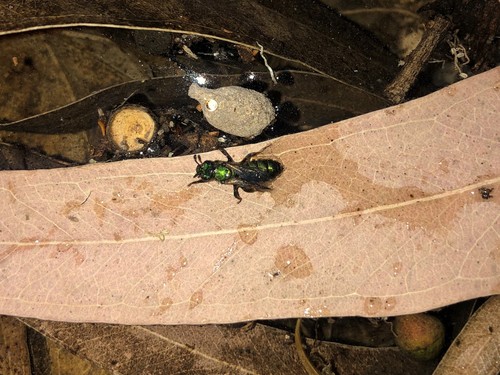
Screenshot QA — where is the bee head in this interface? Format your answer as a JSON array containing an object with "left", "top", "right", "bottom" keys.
[{"left": 194, "top": 160, "right": 215, "bottom": 180}]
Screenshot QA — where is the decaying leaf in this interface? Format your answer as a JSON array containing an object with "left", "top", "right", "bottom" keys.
[
  {"left": 0, "top": 315, "right": 31, "bottom": 374},
  {"left": 0, "top": 68, "right": 498, "bottom": 325},
  {"left": 0, "top": 29, "right": 152, "bottom": 122},
  {"left": 19, "top": 317, "right": 435, "bottom": 375},
  {"left": 21, "top": 319, "right": 310, "bottom": 375},
  {"left": 433, "top": 296, "right": 500, "bottom": 375},
  {"left": 0, "top": 0, "right": 397, "bottom": 92}
]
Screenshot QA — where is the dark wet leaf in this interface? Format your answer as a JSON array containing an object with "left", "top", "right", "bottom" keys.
[
  {"left": 0, "top": 1, "right": 398, "bottom": 144},
  {"left": 0, "top": 0, "right": 398, "bottom": 93},
  {"left": 0, "top": 71, "right": 388, "bottom": 137},
  {"left": 0, "top": 77, "right": 190, "bottom": 133},
  {"left": 0, "top": 29, "right": 153, "bottom": 122},
  {"left": 0, "top": 142, "right": 75, "bottom": 170}
]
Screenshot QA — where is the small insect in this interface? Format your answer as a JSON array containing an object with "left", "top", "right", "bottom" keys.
[
  {"left": 478, "top": 187, "right": 493, "bottom": 200},
  {"left": 188, "top": 148, "right": 283, "bottom": 203}
]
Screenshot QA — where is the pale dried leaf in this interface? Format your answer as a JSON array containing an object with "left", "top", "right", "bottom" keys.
[
  {"left": 0, "top": 68, "right": 499, "bottom": 324},
  {"left": 433, "top": 296, "right": 500, "bottom": 375}
]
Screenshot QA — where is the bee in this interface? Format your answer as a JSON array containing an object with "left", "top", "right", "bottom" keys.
[{"left": 188, "top": 148, "right": 283, "bottom": 203}]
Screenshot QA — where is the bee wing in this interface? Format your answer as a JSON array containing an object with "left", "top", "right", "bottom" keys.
[{"left": 228, "top": 164, "right": 262, "bottom": 181}]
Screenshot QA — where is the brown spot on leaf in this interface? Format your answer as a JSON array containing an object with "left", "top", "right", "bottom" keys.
[
  {"left": 283, "top": 196, "right": 297, "bottom": 208},
  {"left": 149, "top": 189, "right": 196, "bottom": 222},
  {"left": 179, "top": 255, "right": 188, "bottom": 267},
  {"left": 384, "top": 297, "right": 397, "bottom": 311},
  {"left": 384, "top": 108, "right": 397, "bottom": 116},
  {"left": 73, "top": 249, "right": 85, "bottom": 265},
  {"left": 93, "top": 198, "right": 106, "bottom": 220},
  {"left": 438, "top": 159, "right": 450, "bottom": 174},
  {"left": 446, "top": 87, "right": 457, "bottom": 96},
  {"left": 165, "top": 266, "right": 177, "bottom": 281},
  {"left": 238, "top": 224, "right": 258, "bottom": 245},
  {"left": 153, "top": 297, "right": 173, "bottom": 316},
  {"left": 165, "top": 255, "right": 189, "bottom": 282},
  {"left": 135, "top": 180, "right": 153, "bottom": 193},
  {"left": 121, "top": 208, "right": 140, "bottom": 219},
  {"left": 7, "top": 181, "right": 16, "bottom": 203},
  {"left": 61, "top": 199, "right": 80, "bottom": 216},
  {"left": 274, "top": 245, "right": 313, "bottom": 279},
  {"left": 56, "top": 242, "right": 72, "bottom": 253},
  {"left": 113, "top": 232, "right": 123, "bottom": 241},
  {"left": 189, "top": 290, "right": 203, "bottom": 309},
  {"left": 68, "top": 215, "right": 79, "bottom": 222},
  {"left": 392, "top": 261, "right": 403, "bottom": 277},
  {"left": 111, "top": 190, "right": 125, "bottom": 204},
  {"left": 49, "top": 243, "right": 84, "bottom": 265},
  {"left": 364, "top": 297, "right": 383, "bottom": 315}
]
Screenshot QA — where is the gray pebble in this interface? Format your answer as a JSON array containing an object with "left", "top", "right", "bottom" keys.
[{"left": 188, "top": 83, "right": 275, "bottom": 138}]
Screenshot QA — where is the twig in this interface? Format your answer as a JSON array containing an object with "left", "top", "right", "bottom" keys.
[
  {"left": 256, "top": 42, "right": 277, "bottom": 84},
  {"left": 294, "top": 319, "right": 322, "bottom": 375},
  {"left": 385, "top": 15, "right": 450, "bottom": 103}
]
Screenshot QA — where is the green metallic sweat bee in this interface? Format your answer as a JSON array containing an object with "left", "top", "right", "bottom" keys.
[{"left": 188, "top": 148, "right": 283, "bottom": 203}]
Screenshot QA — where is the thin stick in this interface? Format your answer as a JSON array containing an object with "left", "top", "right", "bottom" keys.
[
  {"left": 256, "top": 42, "right": 277, "bottom": 84},
  {"left": 385, "top": 16, "right": 450, "bottom": 103},
  {"left": 294, "top": 319, "right": 321, "bottom": 375}
]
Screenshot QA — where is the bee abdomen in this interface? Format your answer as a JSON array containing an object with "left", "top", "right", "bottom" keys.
[{"left": 249, "top": 160, "right": 283, "bottom": 178}]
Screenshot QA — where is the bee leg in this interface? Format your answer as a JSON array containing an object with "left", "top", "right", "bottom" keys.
[
  {"left": 188, "top": 179, "right": 206, "bottom": 187},
  {"left": 241, "top": 144, "right": 272, "bottom": 163},
  {"left": 219, "top": 148, "right": 235, "bottom": 162},
  {"left": 241, "top": 152, "right": 261, "bottom": 163},
  {"left": 233, "top": 185, "right": 243, "bottom": 203},
  {"left": 232, "top": 181, "right": 271, "bottom": 202}
]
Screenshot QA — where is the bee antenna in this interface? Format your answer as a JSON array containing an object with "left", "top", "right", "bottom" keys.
[{"left": 193, "top": 154, "right": 202, "bottom": 165}]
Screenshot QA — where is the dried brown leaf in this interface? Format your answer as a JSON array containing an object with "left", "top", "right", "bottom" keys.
[
  {"left": 0, "top": 68, "right": 498, "bottom": 324},
  {"left": 19, "top": 317, "right": 436, "bottom": 375},
  {"left": 433, "top": 296, "right": 500, "bottom": 375},
  {"left": 0, "top": 315, "right": 31, "bottom": 374},
  {"left": 0, "top": 0, "right": 397, "bottom": 91},
  {"left": 22, "top": 318, "right": 308, "bottom": 375}
]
